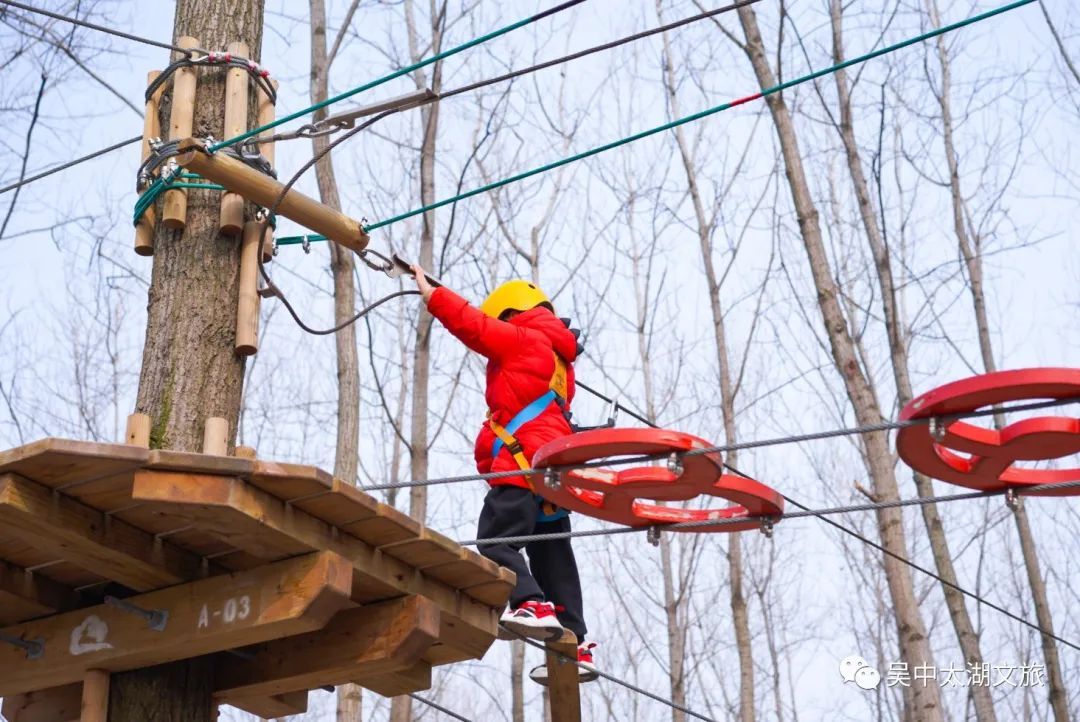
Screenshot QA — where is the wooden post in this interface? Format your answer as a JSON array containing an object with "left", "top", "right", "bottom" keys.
[
  {"left": 162, "top": 36, "right": 200, "bottom": 229},
  {"left": 80, "top": 670, "right": 109, "bottom": 722},
  {"left": 202, "top": 417, "right": 228, "bottom": 456},
  {"left": 175, "top": 138, "right": 370, "bottom": 254},
  {"left": 124, "top": 413, "right": 151, "bottom": 448},
  {"left": 219, "top": 41, "right": 250, "bottom": 236},
  {"left": 545, "top": 630, "right": 581, "bottom": 722},
  {"left": 135, "top": 70, "right": 164, "bottom": 256},
  {"left": 235, "top": 220, "right": 261, "bottom": 355},
  {"left": 258, "top": 80, "right": 278, "bottom": 262}
]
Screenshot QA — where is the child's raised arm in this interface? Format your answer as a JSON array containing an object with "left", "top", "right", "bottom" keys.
[{"left": 412, "top": 265, "right": 523, "bottom": 360}]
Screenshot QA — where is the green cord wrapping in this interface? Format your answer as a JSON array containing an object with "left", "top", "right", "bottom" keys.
[
  {"left": 273, "top": 0, "right": 1034, "bottom": 246},
  {"left": 132, "top": 174, "right": 225, "bottom": 225}
]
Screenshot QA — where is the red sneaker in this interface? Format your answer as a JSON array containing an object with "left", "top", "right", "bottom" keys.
[
  {"left": 529, "top": 642, "right": 599, "bottom": 685},
  {"left": 499, "top": 600, "right": 564, "bottom": 641}
]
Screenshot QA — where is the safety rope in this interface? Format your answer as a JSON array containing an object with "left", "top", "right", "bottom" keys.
[
  {"left": 145, "top": 51, "right": 276, "bottom": 105},
  {"left": 0, "top": 135, "right": 141, "bottom": 196},
  {"left": 507, "top": 631, "right": 717, "bottom": 722},
  {"left": 0, "top": 0, "right": 208, "bottom": 56},
  {"left": 355, "top": 0, "right": 1035, "bottom": 232},
  {"left": 208, "top": 0, "right": 589, "bottom": 152},
  {"left": 360, "top": 395, "right": 1078, "bottom": 491}
]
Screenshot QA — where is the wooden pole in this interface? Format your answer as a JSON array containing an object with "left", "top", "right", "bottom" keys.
[
  {"left": 124, "top": 413, "right": 151, "bottom": 448},
  {"left": 202, "top": 417, "right": 228, "bottom": 455},
  {"left": 219, "top": 41, "right": 250, "bottom": 236},
  {"left": 162, "top": 36, "right": 200, "bottom": 229},
  {"left": 176, "top": 138, "right": 370, "bottom": 254},
  {"left": 79, "top": 670, "right": 109, "bottom": 722},
  {"left": 135, "top": 70, "right": 164, "bottom": 256},
  {"left": 258, "top": 80, "right": 278, "bottom": 262},
  {"left": 235, "top": 220, "right": 261, "bottom": 355},
  {"left": 545, "top": 630, "right": 581, "bottom": 722}
]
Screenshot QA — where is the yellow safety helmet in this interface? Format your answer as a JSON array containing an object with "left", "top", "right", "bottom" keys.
[{"left": 480, "top": 279, "right": 552, "bottom": 319}]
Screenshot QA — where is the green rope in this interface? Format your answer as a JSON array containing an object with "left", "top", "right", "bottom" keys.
[
  {"left": 273, "top": 0, "right": 1032, "bottom": 246},
  {"left": 132, "top": 173, "right": 223, "bottom": 224},
  {"left": 208, "top": 3, "right": 585, "bottom": 153}
]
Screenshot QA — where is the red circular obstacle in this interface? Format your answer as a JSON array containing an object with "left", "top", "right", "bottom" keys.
[
  {"left": 532, "top": 428, "right": 784, "bottom": 531},
  {"left": 897, "top": 368, "right": 1080, "bottom": 495}
]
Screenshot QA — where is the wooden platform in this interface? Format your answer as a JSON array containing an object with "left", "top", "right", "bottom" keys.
[{"left": 0, "top": 438, "right": 514, "bottom": 719}]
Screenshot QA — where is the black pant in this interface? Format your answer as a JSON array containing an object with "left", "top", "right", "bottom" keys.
[{"left": 477, "top": 485, "right": 587, "bottom": 642}]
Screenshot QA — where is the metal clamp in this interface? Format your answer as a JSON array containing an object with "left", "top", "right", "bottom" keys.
[
  {"left": 0, "top": 633, "right": 44, "bottom": 660},
  {"left": 301, "top": 235, "right": 311, "bottom": 254},
  {"left": 759, "top": 517, "right": 775, "bottom": 538},
  {"left": 666, "top": 453, "right": 684, "bottom": 477},
  {"left": 1004, "top": 488, "right": 1020, "bottom": 511},
  {"left": 928, "top": 417, "right": 947, "bottom": 443},
  {"left": 544, "top": 468, "right": 561, "bottom": 491},
  {"left": 646, "top": 525, "right": 661, "bottom": 547},
  {"left": 105, "top": 595, "right": 168, "bottom": 632}
]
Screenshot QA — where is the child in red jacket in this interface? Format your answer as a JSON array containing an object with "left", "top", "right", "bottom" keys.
[{"left": 412, "top": 266, "right": 597, "bottom": 683}]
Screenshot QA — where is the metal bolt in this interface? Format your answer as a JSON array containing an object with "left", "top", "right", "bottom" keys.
[
  {"left": 544, "top": 468, "right": 560, "bottom": 491},
  {"left": 666, "top": 453, "right": 684, "bottom": 476},
  {"left": 760, "top": 517, "right": 775, "bottom": 539},
  {"left": 1005, "top": 489, "right": 1020, "bottom": 511},
  {"left": 929, "top": 417, "right": 947, "bottom": 443},
  {"left": 647, "top": 526, "right": 661, "bottom": 547},
  {"left": 104, "top": 595, "right": 168, "bottom": 632},
  {"left": 0, "top": 633, "right": 43, "bottom": 660}
]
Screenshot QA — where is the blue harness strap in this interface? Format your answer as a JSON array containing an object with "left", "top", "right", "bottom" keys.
[{"left": 490, "top": 389, "right": 570, "bottom": 522}]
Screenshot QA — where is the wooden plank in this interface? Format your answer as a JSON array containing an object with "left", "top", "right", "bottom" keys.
[
  {"left": 146, "top": 448, "right": 253, "bottom": 477},
  {"left": 132, "top": 471, "right": 501, "bottom": 646},
  {"left": 1, "top": 683, "right": 81, "bottom": 722},
  {"left": 0, "top": 551, "right": 353, "bottom": 697},
  {"left": 0, "top": 559, "right": 81, "bottom": 624},
  {"left": 80, "top": 670, "right": 109, "bottom": 722},
  {"left": 176, "top": 137, "right": 370, "bottom": 254},
  {"left": 215, "top": 595, "right": 440, "bottom": 702},
  {"left": 0, "top": 438, "right": 147, "bottom": 490},
  {"left": 0, "top": 473, "right": 203, "bottom": 590},
  {"left": 546, "top": 630, "right": 581, "bottom": 722},
  {"left": 357, "top": 661, "right": 432, "bottom": 698},
  {"left": 247, "top": 458, "right": 333, "bottom": 501},
  {"left": 225, "top": 691, "right": 308, "bottom": 718}
]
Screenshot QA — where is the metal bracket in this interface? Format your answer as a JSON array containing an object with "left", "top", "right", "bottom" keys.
[
  {"left": 0, "top": 633, "right": 44, "bottom": 660},
  {"left": 543, "top": 467, "right": 561, "bottom": 491},
  {"left": 1004, "top": 488, "right": 1020, "bottom": 511},
  {"left": 759, "top": 517, "right": 775, "bottom": 539},
  {"left": 301, "top": 235, "right": 311, "bottom": 254},
  {"left": 647, "top": 525, "right": 661, "bottom": 547},
  {"left": 666, "top": 452, "right": 684, "bottom": 477},
  {"left": 105, "top": 595, "right": 169, "bottom": 631},
  {"left": 928, "top": 417, "right": 947, "bottom": 443}
]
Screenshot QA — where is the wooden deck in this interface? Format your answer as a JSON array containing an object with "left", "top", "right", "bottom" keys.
[{"left": 0, "top": 438, "right": 514, "bottom": 719}]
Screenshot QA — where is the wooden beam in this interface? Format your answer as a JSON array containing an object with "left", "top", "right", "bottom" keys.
[
  {"left": 358, "top": 661, "right": 432, "bottom": 698},
  {"left": 215, "top": 595, "right": 439, "bottom": 702},
  {"left": 218, "top": 40, "right": 250, "bottom": 236},
  {"left": 225, "top": 691, "right": 308, "bottom": 718},
  {"left": 1, "top": 683, "right": 81, "bottom": 722},
  {"left": 131, "top": 470, "right": 500, "bottom": 641},
  {"left": 80, "top": 670, "right": 109, "bottom": 722},
  {"left": 545, "top": 630, "right": 581, "bottom": 722},
  {"left": 135, "top": 70, "right": 164, "bottom": 256},
  {"left": 0, "top": 473, "right": 203, "bottom": 590},
  {"left": 0, "top": 558, "right": 81, "bottom": 624},
  {"left": 0, "top": 551, "right": 353, "bottom": 696},
  {"left": 175, "top": 137, "right": 369, "bottom": 254},
  {"left": 235, "top": 220, "right": 261, "bottom": 356},
  {"left": 162, "top": 36, "right": 199, "bottom": 229},
  {"left": 257, "top": 80, "right": 279, "bottom": 262}
]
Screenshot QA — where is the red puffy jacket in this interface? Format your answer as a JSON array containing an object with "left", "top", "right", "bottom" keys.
[{"left": 427, "top": 286, "right": 578, "bottom": 489}]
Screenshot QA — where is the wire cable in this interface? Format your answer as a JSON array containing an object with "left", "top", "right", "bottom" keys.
[
  {"left": 408, "top": 693, "right": 472, "bottom": 721},
  {"left": 210, "top": 0, "right": 589, "bottom": 152},
  {"left": 0, "top": 0, "right": 205, "bottom": 56},
  {"left": 360, "top": 0, "right": 1037, "bottom": 232},
  {"left": 507, "top": 631, "right": 717, "bottom": 722},
  {"left": 360, "top": 395, "right": 1079, "bottom": 491}
]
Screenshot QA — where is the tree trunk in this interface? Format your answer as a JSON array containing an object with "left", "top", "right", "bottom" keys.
[
  {"left": 124, "top": 1, "right": 264, "bottom": 719},
  {"left": 734, "top": 7, "right": 943, "bottom": 720},
  {"left": 827, "top": 3, "right": 996, "bottom": 720},
  {"left": 308, "top": 2, "right": 364, "bottom": 719},
  {"left": 657, "top": 10, "right": 752, "bottom": 719},
  {"left": 926, "top": 2, "right": 1069, "bottom": 718},
  {"left": 390, "top": 2, "right": 444, "bottom": 720}
]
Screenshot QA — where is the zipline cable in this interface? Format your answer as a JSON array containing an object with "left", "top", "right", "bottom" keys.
[
  {"left": 360, "top": 395, "right": 1078, "bottom": 491},
  {"left": 358, "top": 0, "right": 1037, "bottom": 233},
  {"left": 209, "top": 0, "right": 590, "bottom": 152},
  {"left": 507, "top": 631, "right": 717, "bottom": 722},
  {"left": 0, "top": 0, "right": 206, "bottom": 56},
  {"left": 274, "top": 0, "right": 762, "bottom": 248}
]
